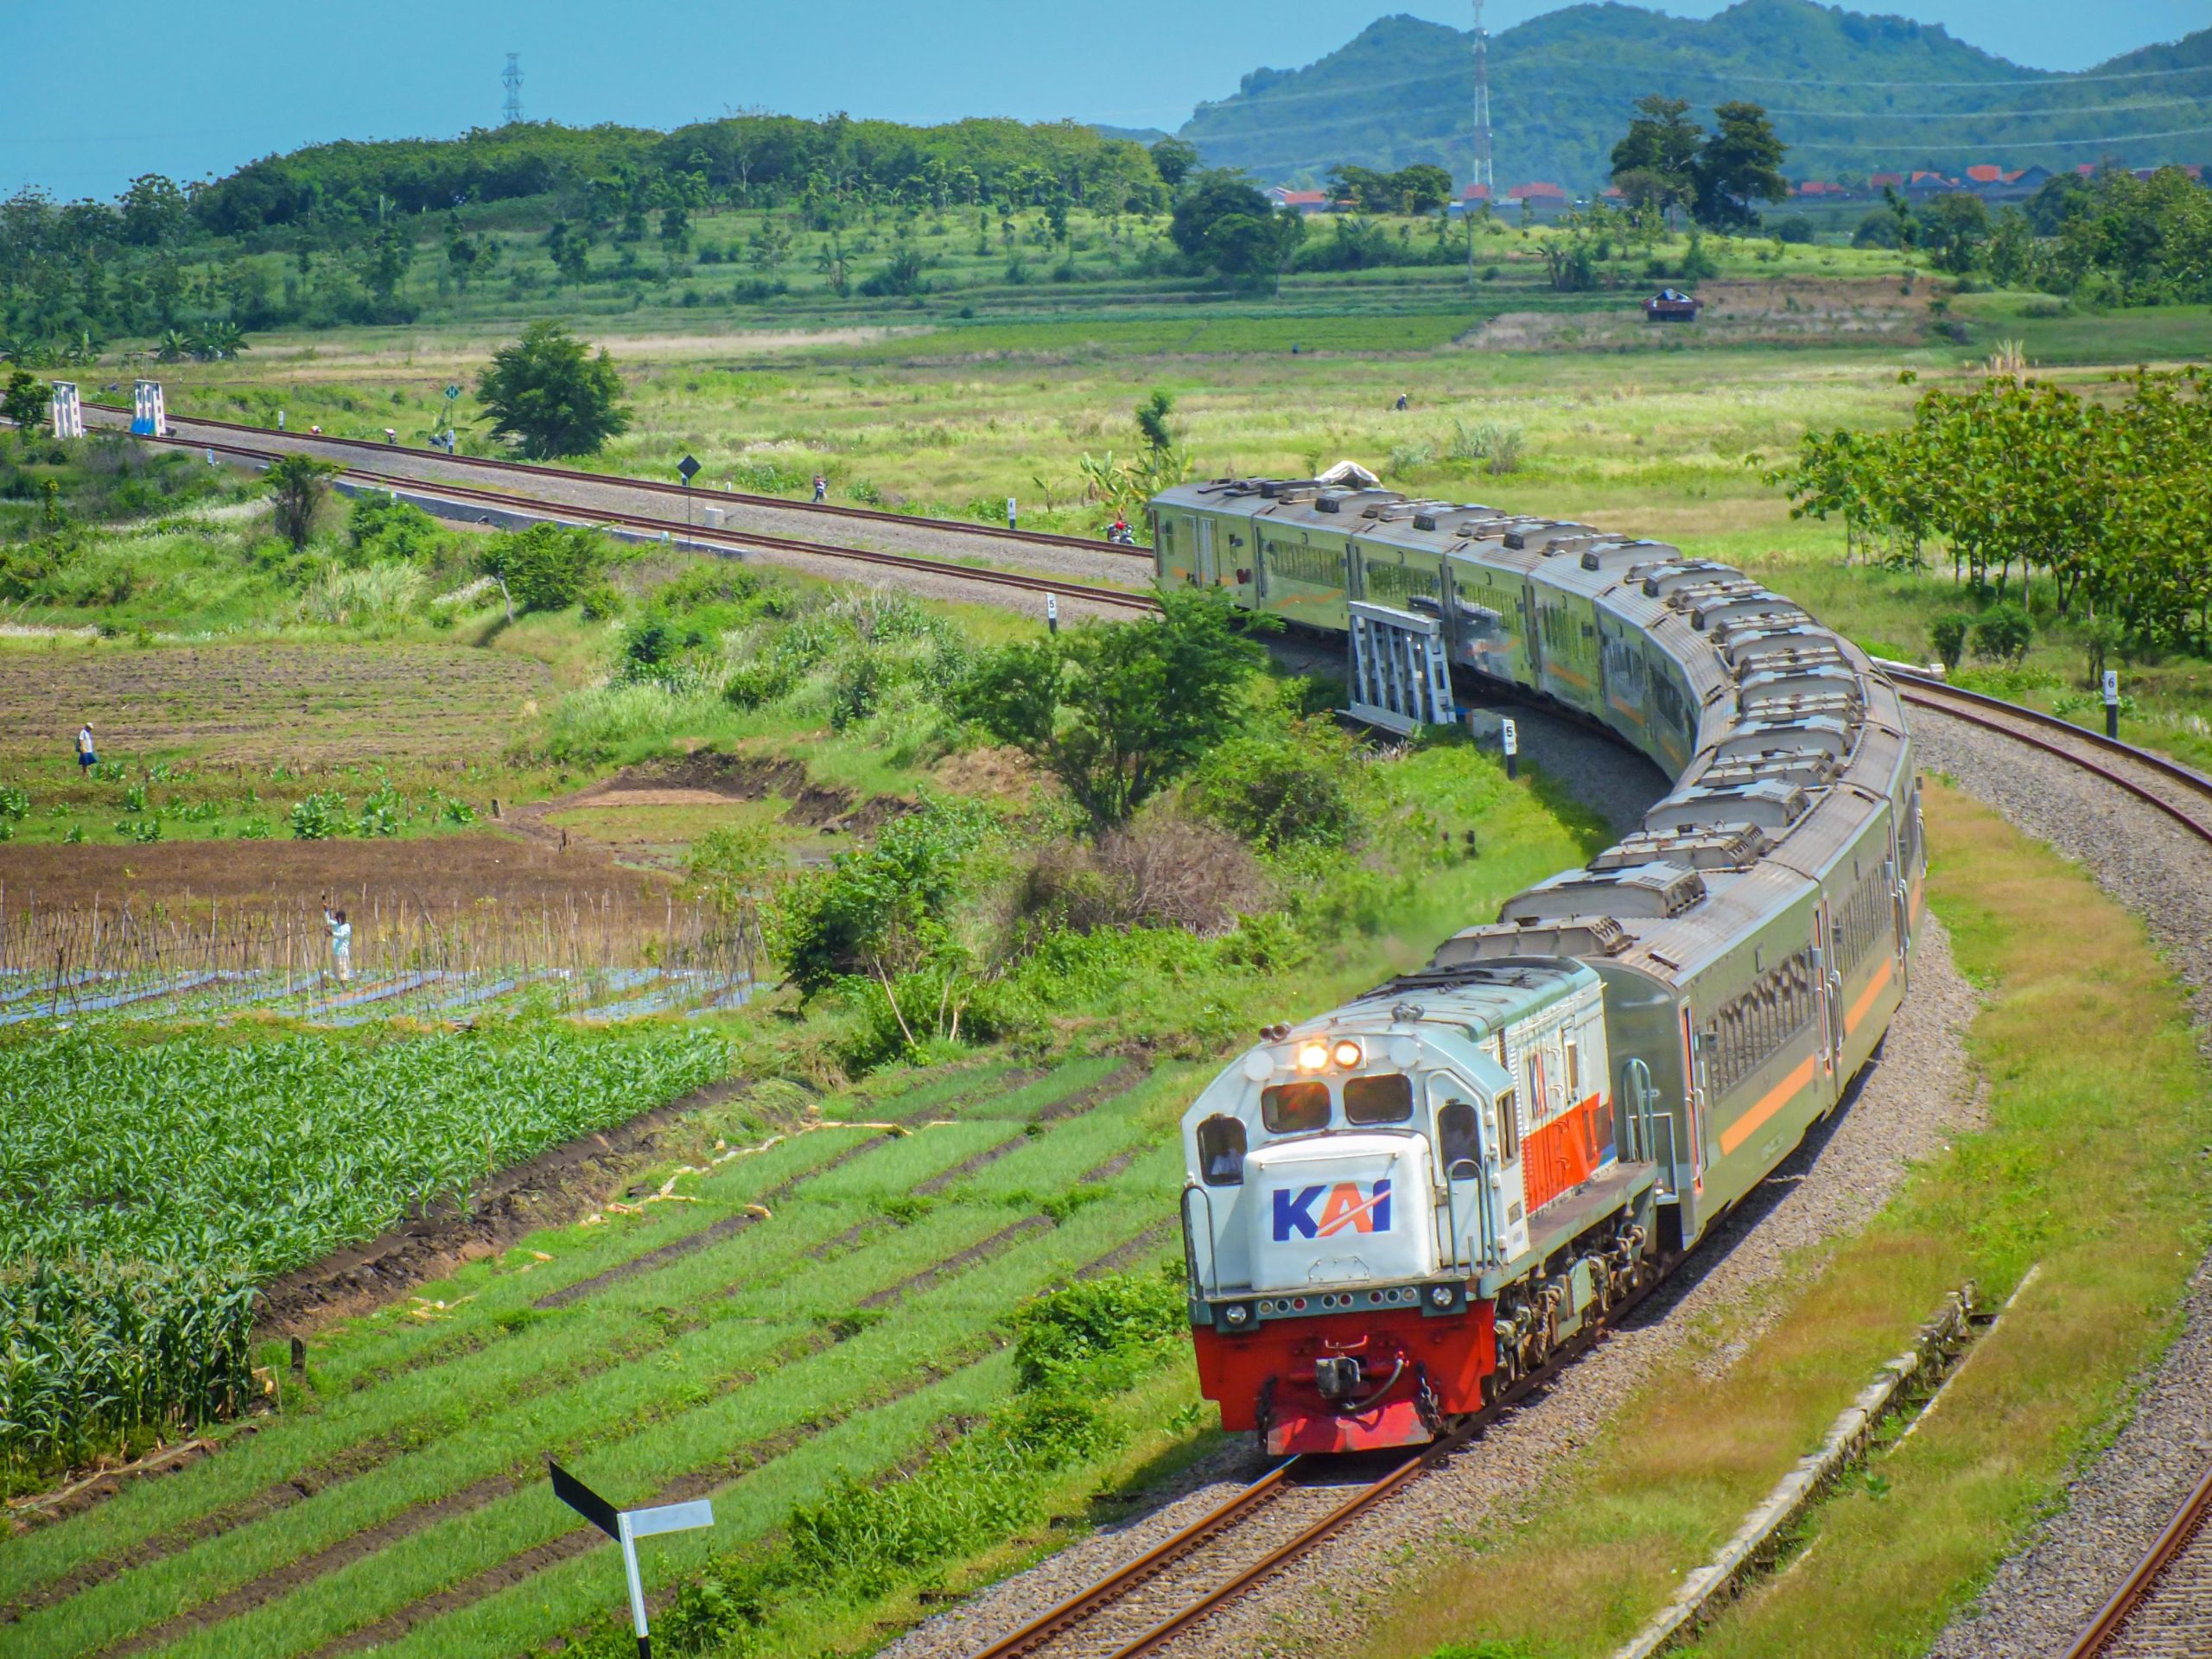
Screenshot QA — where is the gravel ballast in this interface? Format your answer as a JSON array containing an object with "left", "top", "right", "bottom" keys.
[{"left": 1909, "top": 709, "right": 2212, "bottom": 1659}]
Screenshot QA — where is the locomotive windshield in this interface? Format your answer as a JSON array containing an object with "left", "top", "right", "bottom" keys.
[
  {"left": 1262, "top": 1082, "right": 1330, "bottom": 1133},
  {"left": 1343, "top": 1074, "right": 1414, "bottom": 1124}
]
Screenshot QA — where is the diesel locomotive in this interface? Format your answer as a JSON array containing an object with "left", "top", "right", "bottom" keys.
[{"left": 1154, "top": 478, "right": 1923, "bottom": 1455}]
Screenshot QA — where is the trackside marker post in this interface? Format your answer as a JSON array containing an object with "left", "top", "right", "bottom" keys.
[
  {"left": 1046, "top": 593, "right": 1058, "bottom": 634},
  {"left": 1502, "top": 716, "right": 1519, "bottom": 780},
  {"left": 549, "top": 1460, "right": 714, "bottom": 1658},
  {"left": 2104, "top": 669, "right": 2120, "bottom": 740}
]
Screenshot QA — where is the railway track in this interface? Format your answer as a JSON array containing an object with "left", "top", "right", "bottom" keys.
[
  {"left": 2063, "top": 1465, "right": 2212, "bottom": 1658},
  {"left": 962, "top": 1273, "right": 1663, "bottom": 1659},
  {"left": 1887, "top": 670, "right": 2212, "bottom": 842},
  {"left": 82, "top": 402, "right": 1151, "bottom": 559},
  {"left": 125, "top": 427, "right": 1160, "bottom": 618}
]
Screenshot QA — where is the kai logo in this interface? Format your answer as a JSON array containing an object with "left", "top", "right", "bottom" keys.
[{"left": 1272, "top": 1179, "right": 1393, "bottom": 1242}]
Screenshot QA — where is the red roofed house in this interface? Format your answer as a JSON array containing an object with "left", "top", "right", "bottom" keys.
[
  {"left": 1904, "top": 170, "right": 1959, "bottom": 199},
  {"left": 1868, "top": 172, "right": 1904, "bottom": 190},
  {"left": 1265, "top": 187, "right": 1333, "bottom": 214},
  {"left": 1502, "top": 180, "right": 1570, "bottom": 219},
  {"left": 1447, "top": 182, "right": 1492, "bottom": 215},
  {"left": 1795, "top": 179, "right": 1851, "bottom": 198},
  {"left": 1965, "top": 164, "right": 2004, "bottom": 184}
]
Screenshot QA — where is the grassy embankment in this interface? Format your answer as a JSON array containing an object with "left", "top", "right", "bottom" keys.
[{"left": 1363, "top": 781, "right": 2212, "bottom": 1659}]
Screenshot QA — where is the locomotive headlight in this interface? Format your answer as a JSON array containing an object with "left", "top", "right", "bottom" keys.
[
  {"left": 1332, "top": 1039, "right": 1363, "bottom": 1069},
  {"left": 1429, "top": 1285, "right": 1455, "bottom": 1308},
  {"left": 1296, "top": 1041, "right": 1330, "bottom": 1072},
  {"left": 1223, "top": 1302, "right": 1250, "bottom": 1326}
]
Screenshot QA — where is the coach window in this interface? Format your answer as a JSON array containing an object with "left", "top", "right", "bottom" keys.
[
  {"left": 1344, "top": 1073, "right": 1414, "bottom": 1125},
  {"left": 1197, "top": 1115, "right": 1247, "bottom": 1185},
  {"left": 1262, "top": 1081, "right": 1332, "bottom": 1134}
]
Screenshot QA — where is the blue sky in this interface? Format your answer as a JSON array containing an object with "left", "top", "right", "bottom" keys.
[{"left": 4, "top": 0, "right": 2207, "bottom": 200}]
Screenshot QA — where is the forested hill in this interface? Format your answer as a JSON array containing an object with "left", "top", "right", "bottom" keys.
[{"left": 1180, "top": 0, "right": 2212, "bottom": 188}]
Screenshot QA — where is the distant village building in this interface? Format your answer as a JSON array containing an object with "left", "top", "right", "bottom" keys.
[
  {"left": 1501, "top": 181, "right": 1569, "bottom": 219},
  {"left": 1644, "top": 288, "right": 1701, "bottom": 322},
  {"left": 1265, "top": 187, "right": 1334, "bottom": 214},
  {"left": 1446, "top": 182, "right": 1494, "bottom": 215}
]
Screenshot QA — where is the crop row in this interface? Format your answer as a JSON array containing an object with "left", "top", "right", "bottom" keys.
[
  {"left": 0, "top": 1027, "right": 730, "bottom": 1476},
  {"left": 3, "top": 1056, "right": 1161, "bottom": 1632}
]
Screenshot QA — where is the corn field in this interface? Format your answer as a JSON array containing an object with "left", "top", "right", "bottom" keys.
[
  {"left": 0, "top": 885, "right": 763, "bottom": 1027},
  {"left": 0, "top": 1027, "right": 732, "bottom": 1481}
]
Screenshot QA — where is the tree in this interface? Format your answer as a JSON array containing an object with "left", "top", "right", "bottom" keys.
[
  {"left": 478, "top": 523, "right": 610, "bottom": 615},
  {"left": 1922, "top": 193, "right": 1990, "bottom": 275},
  {"left": 1149, "top": 137, "right": 1200, "bottom": 189},
  {"left": 956, "top": 587, "right": 1268, "bottom": 830},
  {"left": 1203, "top": 211, "right": 1303, "bottom": 293},
  {"left": 474, "top": 321, "right": 632, "bottom": 460},
  {"left": 264, "top": 454, "right": 340, "bottom": 550},
  {"left": 1168, "top": 171, "right": 1273, "bottom": 259},
  {"left": 118, "top": 174, "right": 188, "bottom": 248},
  {"left": 1692, "top": 101, "right": 1788, "bottom": 231},
  {"left": 1984, "top": 207, "right": 2036, "bottom": 288},
  {"left": 1389, "top": 164, "right": 1453, "bottom": 216},
  {"left": 1610, "top": 95, "right": 1701, "bottom": 226},
  {"left": 1135, "top": 388, "right": 1176, "bottom": 454},
  {"left": 363, "top": 221, "right": 414, "bottom": 304},
  {"left": 3, "top": 370, "right": 46, "bottom": 447}
]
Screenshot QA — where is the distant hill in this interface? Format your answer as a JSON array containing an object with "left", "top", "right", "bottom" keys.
[{"left": 1178, "top": 0, "right": 2212, "bottom": 190}]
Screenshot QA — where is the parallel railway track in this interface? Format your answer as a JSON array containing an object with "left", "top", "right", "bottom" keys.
[
  {"left": 124, "top": 428, "right": 1161, "bottom": 617},
  {"left": 83, "top": 402, "right": 1152, "bottom": 558},
  {"left": 2063, "top": 1465, "right": 2212, "bottom": 1658}
]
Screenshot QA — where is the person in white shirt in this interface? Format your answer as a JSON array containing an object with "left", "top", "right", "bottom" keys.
[
  {"left": 322, "top": 899, "right": 353, "bottom": 984},
  {"left": 76, "top": 723, "right": 97, "bottom": 772}
]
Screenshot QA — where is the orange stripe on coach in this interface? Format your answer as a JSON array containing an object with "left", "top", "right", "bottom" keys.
[
  {"left": 1844, "top": 957, "right": 1895, "bottom": 1036},
  {"left": 1719, "top": 1056, "right": 1817, "bottom": 1158}
]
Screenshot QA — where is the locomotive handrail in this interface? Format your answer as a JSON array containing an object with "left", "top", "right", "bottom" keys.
[{"left": 1179, "top": 1183, "right": 1221, "bottom": 1301}]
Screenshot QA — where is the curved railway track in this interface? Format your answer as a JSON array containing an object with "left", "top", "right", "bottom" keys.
[
  {"left": 124, "top": 427, "right": 1161, "bottom": 617},
  {"left": 2063, "top": 1465, "right": 2212, "bottom": 1658},
  {"left": 1887, "top": 670, "right": 2212, "bottom": 841},
  {"left": 83, "top": 403, "right": 1152, "bottom": 559}
]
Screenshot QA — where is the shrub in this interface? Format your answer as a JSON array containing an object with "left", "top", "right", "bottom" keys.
[
  {"left": 480, "top": 523, "right": 612, "bottom": 613},
  {"left": 770, "top": 801, "right": 993, "bottom": 996},
  {"left": 1189, "top": 724, "right": 1359, "bottom": 850},
  {"left": 1777, "top": 218, "right": 1815, "bottom": 244},
  {"left": 1021, "top": 811, "right": 1267, "bottom": 936},
  {"left": 344, "top": 491, "right": 445, "bottom": 563},
  {"left": 1972, "top": 601, "right": 2033, "bottom": 665},
  {"left": 288, "top": 791, "right": 347, "bottom": 840},
  {"left": 1929, "top": 612, "right": 1973, "bottom": 671},
  {"left": 1010, "top": 1271, "right": 1185, "bottom": 1393}
]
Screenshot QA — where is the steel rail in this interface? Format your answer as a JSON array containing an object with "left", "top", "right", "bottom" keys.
[
  {"left": 83, "top": 402, "right": 1152, "bottom": 556},
  {"left": 1891, "top": 682, "right": 2212, "bottom": 844},
  {"left": 2062, "top": 1462, "right": 2212, "bottom": 1658},
  {"left": 1888, "top": 667, "right": 2212, "bottom": 804},
  {"left": 138, "top": 429, "right": 1161, "bottom": 615}
]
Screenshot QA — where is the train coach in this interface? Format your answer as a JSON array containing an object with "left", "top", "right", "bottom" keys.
[{"left": 1155, "top": 477, "right": 1924, "bottom": 1455}]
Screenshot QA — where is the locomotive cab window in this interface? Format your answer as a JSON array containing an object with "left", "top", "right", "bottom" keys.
[
  {"left": 1495, "top": 1087, "right": 1521, "bottom": 1165},
  {"left": 1344, "top": 1073, "right": 1414, "bottom": 1125},
  {"left": 1197, "top": 1115, "right": 1247, "bottom": 1185},
  {"left": 1262, "top": 1081, "right": 1331, "bottom": 1134},
  {"left": 1437, "top": 1100, "right": 1481, "bottom": 1180}
]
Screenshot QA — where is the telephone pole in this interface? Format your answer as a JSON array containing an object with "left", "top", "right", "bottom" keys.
[
  {"left": 1468, "top": 1, "right": 1494, "bottom": 283},
  {"left": 502, "top": 54, "right": 524, "bottom": 125}
]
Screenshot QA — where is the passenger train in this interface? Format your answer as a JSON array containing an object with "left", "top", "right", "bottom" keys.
[{"left": 1152, "top": 477, "right": 1924, "bottom": 1455}]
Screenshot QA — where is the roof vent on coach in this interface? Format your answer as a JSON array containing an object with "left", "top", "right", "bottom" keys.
[
  {"left": 1499, "top": 862, "right": 1708, "bottom": 922},
  {"left": 1591, "top": 824, "right": 1770, "bottom": 872},
  {"left": 1642, "top": 561, "right": 1744, "bottom": 599},
  {"left": 1426, "top": 916, "right": 1633, "bottom": 968},
  {"left": 1646, "top": 779, "right": 1811, "bottom": 835},
  {"left": 1711, "top": 714, "right": 1857, "bottom": 763}
]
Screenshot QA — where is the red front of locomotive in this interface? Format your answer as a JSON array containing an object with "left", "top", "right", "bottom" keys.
[{"left": 1192, "top": 1294, "right": 1497, "bottom": 1455}]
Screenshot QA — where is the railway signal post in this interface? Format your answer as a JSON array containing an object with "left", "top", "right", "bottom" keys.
[
  {"left": 677, "top": 454, "right": 700, "bottom": 531},
  {"left": 549, "top": 1460, "right": 713, "bottom": 1659}
]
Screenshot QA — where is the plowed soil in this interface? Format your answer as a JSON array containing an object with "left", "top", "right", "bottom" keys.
[{"left": 1, "top": 643, "right": 556, "bottom": 764}]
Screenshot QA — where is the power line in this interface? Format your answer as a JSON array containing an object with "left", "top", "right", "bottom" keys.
[
  {"left": 1751, "top": 97, "right": 2212, "bottom": 119},
  {"left": 1656, "top": 60, "right": 2212, "bottom": 89},
  {"left": 1789, "top": 124, "right": 2212, "bottom": 151}
]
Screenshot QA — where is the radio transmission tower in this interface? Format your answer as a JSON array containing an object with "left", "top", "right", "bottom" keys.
[
  {"left": 1471, "top": 1, "right": 1494, "bottom": 194},
  {"left": 502, "top": 54, "right": 524, "bottom": 124}
]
